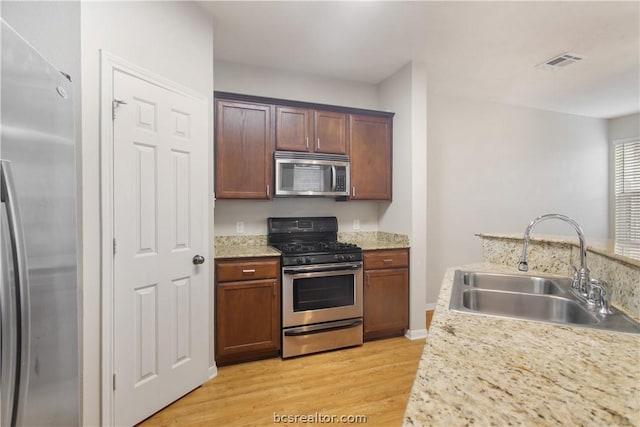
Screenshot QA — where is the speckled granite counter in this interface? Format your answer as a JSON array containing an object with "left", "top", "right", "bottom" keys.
[
  {"left": 339, "top": 231, "right": 410, "bottom": 250},
  {"left": 214, "top": 235, "right": 281, "bottom": 259},
  {"left": 214, "top": 232, "right": 409, "bottom": 258},
  {"left": 403, "top": 262, "right": 640, "bottom": 426},
  {"left": 477, "top": 232, "right": 640, "bottom": 267}
]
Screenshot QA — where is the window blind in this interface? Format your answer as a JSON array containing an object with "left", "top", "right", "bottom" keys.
[{"left": 614, "top": 140, "right": 640, "bottom": 241}]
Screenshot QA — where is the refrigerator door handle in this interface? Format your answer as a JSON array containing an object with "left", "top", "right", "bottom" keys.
[
  {"left": 0, "top": 191, "right": 17, "bottom": 427},
  {"left": 0, "top": 160, "right": 31, "bottom": 427}
]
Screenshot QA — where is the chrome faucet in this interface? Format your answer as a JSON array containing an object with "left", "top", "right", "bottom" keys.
[{"left": 517, "top": 214, "right": 590, "bottom": 295}]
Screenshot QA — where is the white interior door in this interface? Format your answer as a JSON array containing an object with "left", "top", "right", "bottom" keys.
[{"left": 112, "top": 69, "right": 209, "bottom": 426}]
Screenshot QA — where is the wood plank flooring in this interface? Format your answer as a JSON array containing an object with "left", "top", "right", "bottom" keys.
[{"left": 138, "top": 337, "right": 426, "bottom": 427}]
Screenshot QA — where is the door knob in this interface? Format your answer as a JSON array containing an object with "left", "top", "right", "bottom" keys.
[{"left": 192, "top": 255, "right": 205, "bottom": 265}]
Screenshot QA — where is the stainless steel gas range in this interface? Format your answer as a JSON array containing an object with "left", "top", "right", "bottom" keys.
[{"left": 268, "top": 217, "right": 363, "bottom": 358}]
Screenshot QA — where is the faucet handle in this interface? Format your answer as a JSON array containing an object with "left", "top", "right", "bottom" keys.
[{"left": 587, "top": 279, "right": 612, "bottom": 315}]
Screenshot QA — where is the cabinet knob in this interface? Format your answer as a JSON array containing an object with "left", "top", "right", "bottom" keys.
[{"left": 192, "top": 255, "right": 205, "bottom": 265}]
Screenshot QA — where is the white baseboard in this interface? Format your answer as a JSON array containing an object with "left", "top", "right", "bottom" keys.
[
  {"left": 405, "top": 329, "right": 428, "bottom": 340},
  {"left": 208, "top": 364, "right": 218, "bottom": 380}
]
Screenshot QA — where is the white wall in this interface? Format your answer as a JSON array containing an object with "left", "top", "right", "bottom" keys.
[
  {"left": 81, "top": 2, "right": 214, "bottom": 424},
  {"left": 213, "top": 60, "right": 382, "bottom": 235},
  {"left": 608, "top": 113, "right": 640, "bottom": 141},
  {"left": 426, "top": 93, "right": 609, "bottom": 304},
  {"left": 378, "top": 62, "right": 429, "bottom": 334},
  {"left": 215, "top": 60, "right": 379, "bottom": 110},
  {"left": 378, "top": 64, "right": 412, "bottom": 236},
  {"left": 607, "top": 113, "right": 640, "bottom": 237}
]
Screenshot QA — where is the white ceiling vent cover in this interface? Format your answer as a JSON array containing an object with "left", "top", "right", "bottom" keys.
[{"left": 536, "top": 53, "right": 586, "bottom": 71}]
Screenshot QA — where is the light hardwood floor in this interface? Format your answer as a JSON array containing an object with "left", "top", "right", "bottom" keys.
[{"left": 138, "top": 337, "right": 426, "bottom": 427}]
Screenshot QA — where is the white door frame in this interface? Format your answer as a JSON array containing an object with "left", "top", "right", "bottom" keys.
[{"left": 99, "top": 51, "right": 213, "bottom": 426}]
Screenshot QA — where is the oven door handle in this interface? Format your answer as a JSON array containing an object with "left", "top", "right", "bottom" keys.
[
  {"left": 283, "top": 262, "right": 362, "bottom": 275},
  {"left": 284, "top": 319, "right": 363, "bottom": 336}
]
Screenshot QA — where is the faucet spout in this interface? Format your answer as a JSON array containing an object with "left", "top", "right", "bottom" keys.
[{"left": 517, "top": 214, "right": 589, "bottom": 292}]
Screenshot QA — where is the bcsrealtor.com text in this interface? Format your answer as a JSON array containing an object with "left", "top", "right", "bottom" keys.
[{"left": 273, "top": 412, "right": 368, "bottom": 424}]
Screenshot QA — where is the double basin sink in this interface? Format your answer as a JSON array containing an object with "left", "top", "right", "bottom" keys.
[{"left": 449, "top": 270, "right": 640, "bottom": 334}]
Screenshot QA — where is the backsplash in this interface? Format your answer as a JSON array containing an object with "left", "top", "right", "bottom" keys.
[
  {"left": 478, "top": 234, "right": 640, "bottom": 320},
  {"left": 214, "top": 232, "right": 410, "bottom": 248},
  {"left": 215, "top": 235, "right": 268, "bottom": 247}
]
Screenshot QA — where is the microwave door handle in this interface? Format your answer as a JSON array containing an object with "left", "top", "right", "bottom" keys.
[{"left": 331, "top": 165, "right": 337, "bottom": 191}]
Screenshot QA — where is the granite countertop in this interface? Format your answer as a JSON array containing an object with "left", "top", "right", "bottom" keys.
[
  {"left": 339, "top": 231, "right": 410, "bottom": 250},
  {"left": 477, "top": 232, "right": 640, "bottom": 267},
  {"left": 214, "top": 232, "right": 410, "bottom": 258},
  {"left": 403, "top": 262, "right": 640, "bottom": 426},
  {"left": 215, "top": 245, "right": 281, "bottom": 259},
  {"left": 214, "top": 235, "right": 281, "bottom": 259}
]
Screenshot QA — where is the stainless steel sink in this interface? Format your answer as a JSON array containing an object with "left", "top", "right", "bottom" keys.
[
  {"left": 450, "top": 270, "right": 640, "bottom": 334},
  {"left": 460, "top": 271, "right": 567, "bottom": 295},
  {"left": 462, "top": 289, "right": 597, "bottom": 325}
]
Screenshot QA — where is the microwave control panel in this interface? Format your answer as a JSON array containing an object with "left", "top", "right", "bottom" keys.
[{"left": 335, "top": 169, "right": 347, "bottom": 192}]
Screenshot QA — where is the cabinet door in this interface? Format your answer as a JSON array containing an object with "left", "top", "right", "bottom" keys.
[
  {"left": 314, "top": 110, "right": 347, "bottom": 154},
  {"left": 349, "top": 114, "right": 392, "bottom": 200},
  {"left": 276, "top": 106, "right": 311, "bottom": 152},
  {"left": 364, "top": 268, "right": 408, "bottom": 340},
  {"left": 215, "top": 100, "right": 273, "bottom": 199},
  {"left": 215, "top": 279, "right": 280, "bottom": 364}
]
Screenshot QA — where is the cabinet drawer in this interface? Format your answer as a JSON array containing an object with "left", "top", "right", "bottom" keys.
[
  {"left": 364, "top": 249, "right": 409, "bottom": 269},
  {"left": 216, "top": 258, "right": 279, "bottom": 282}
]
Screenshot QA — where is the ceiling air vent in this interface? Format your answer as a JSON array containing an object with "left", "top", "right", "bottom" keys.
[{"left": 536, "top": 53, "right": 586, "bottom": 71}]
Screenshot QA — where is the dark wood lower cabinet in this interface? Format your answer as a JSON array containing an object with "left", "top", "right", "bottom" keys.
[
  {"left": 215, "top": 257, "right": 280, "bottom": 365},
  {"left": 363, "top": 249, "right": 410, "bottom": 341}
]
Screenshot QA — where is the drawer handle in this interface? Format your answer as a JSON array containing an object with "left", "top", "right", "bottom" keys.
[
  {"left": 242, "top": 269, "right": 256, "bottom": 274},
  {"left": 383, "top": 259, "right": 393, "bottom": 263}
]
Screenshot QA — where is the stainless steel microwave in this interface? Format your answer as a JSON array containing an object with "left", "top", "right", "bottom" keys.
[{"left": 274, "top": 151, "right": 350, "bottom": 197}]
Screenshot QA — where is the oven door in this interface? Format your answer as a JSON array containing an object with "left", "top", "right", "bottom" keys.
[{"left": 282, "top": 262, "right": 363, "bottom": 328}]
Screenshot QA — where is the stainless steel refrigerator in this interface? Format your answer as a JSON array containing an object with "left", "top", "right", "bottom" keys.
[{"left": 0, "top": 19, "right": 79, "bottom": 426}]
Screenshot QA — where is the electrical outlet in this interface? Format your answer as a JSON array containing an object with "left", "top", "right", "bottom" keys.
[
  {"left": 236, "top": 221, "right": 245, "bottom": 234},
  {"left": 353, "top": 219, "right": 360, "bottom": 230}
]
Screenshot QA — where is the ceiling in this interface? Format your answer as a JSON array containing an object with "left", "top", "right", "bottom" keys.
[{"left": 200, "top": 1, "right": 640, "bottom": 119}]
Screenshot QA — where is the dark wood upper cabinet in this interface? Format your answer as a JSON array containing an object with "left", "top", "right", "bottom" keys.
[
  {"left": 349, "top": 114, "right": 392, "bottom": 200},
  {"left": 314, "top": 110, "right": 347, "bottom": 154},
  {"left": 215, "top": 99, "right": 274, "bottom": 199},
  {"left": 276, "top": 106, "right": 347, "bottom": 155},
  {"left": 214, "top": 92, "right": 394, "bottom": 201},
  {"left": 276, "top": 106, "right": 311, "bottom": 152}
]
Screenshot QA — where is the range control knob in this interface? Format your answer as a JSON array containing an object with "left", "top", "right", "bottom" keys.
[
  {"left": 296, "top": 258, "right": 303, "bottom": 265},
  {"left": 304, "top": 257, "right": 312, "bottom": 264}
]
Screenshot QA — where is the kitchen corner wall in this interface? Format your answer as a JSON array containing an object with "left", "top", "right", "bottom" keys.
[
  {"left": 81, "top": 2, "right": 214, "bottom": 425},
  {"left": 378, "top": 62, "right": 429, "bottom": 335},
  {"left": 426, "top": 93, "right": 609, "bottom": 305}
]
